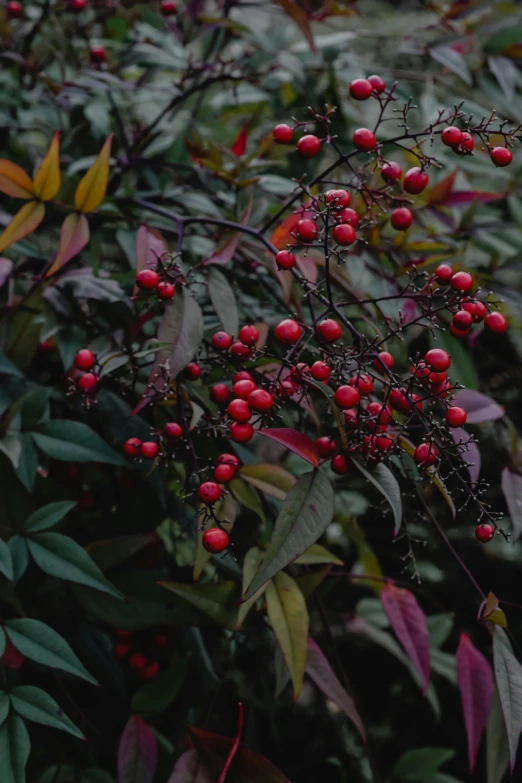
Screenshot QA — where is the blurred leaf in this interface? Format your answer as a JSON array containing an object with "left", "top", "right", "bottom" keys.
[
  {"left": 501, "top": 468, "right": 522, "bottom": 543},
  {"left": 132, "top": 657, "right": 187, "bottom": 716},
  {"left": 117, "top": 715, "right": 157, "bottom": 783},
  {"left": 381, "top": 584, "right": 430, "bottom": 694},
  {"left": 0, "top": 714, "right": 31, "bottom": 783},
  {"left": 456, "top": 632, "right": 494, "bottom": 772},
  {"left": 86, "top": 535, "right": 156, "bottom": 572},
  {"left": 167, "top": 750, "right": 214, "bottom": 782},
  {"left": 429, "top": 44, "right": 471, "bottom": 85},
  {"left": 208, "top": 267, "right": 239, "bottom": 336},
  {"left": 0, "top": 202, "right": 45, "bottom": 254},
  {"left": 266, "top": 572, "right": 308, "bottom": 700},
  {"left": 453, "top": 390, "right": 504, "bottom": 423},
  {"left": 0, "top": 160, "right": 34, "bottom": 199},
  {"left": 239, "top": 463, "right": 296, "bottom": 500},
  {"left": 159, "top": 581, "right": 239, "bottom": 630},
  {"left": 46, "top": 213, "right": 90, "bottom": 278},
  {"left": 189, "top": 727, "right": 291, "bottom": 782},
  {"left": 10, "top": 686, "right": 84, "bottom": 740},
  {"left": 75, "top": 135, "right": 113, "bottom": 213},
  {"left": 276, "top": 0, "right": 316, "bottom": 54},
  {"left": 33, "top": 133, "right": 61, "bottom": 201},
  {"left": 393, "top": 748, "right": 455, "bottom": 781},
  {"left": 0, "top": 539, "right": 13, "bottom": 581}
]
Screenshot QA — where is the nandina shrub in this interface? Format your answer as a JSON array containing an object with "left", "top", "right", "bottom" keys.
[{"left": 1, "top": 1, "right": 522, "bottom": 782}]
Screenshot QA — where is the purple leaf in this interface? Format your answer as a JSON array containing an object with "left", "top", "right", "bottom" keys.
[
  {"left": 258, "top": 428, "right": 320, "bottom": 467},
  {"left": 453, "top": 390, "right": 504, "bottom": 423},
  {"left": 117, "top": 715, "right": 158, "bottom": 783},
  {"left": 450, "top": 428, "right": 481, "bottom": 484},
  {"left": 501, "top": 468, "right": 522, "bottom": 544},
  {"left": 381, "top": 584, "right": 430, "bottom": 693},
  {"left": 0, "top": 257, "right": 13, "bottom": 288},
  {"left": 167, "top": 750, "right": 214, "bottom": 782},
  {"left": 306, "top": 637, "right": 365, "bottom": 740},
  {"left": 456, "top": 632, "right": 494, "bottom": 772},
  {"left": 442, "top": 191, "right": 503, "bottom": 206},
  {"left": 493, "top": 626, "right": 522, "bottom": 772}
]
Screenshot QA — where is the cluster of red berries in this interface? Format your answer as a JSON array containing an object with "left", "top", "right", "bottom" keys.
[
  {"left": 434, "top": 264, "right": 508, "bottom": 335},
  {"left": 135, "top": 269, "right": 176, "bottom": 300},
  {"left": 113, "top": 629, "right": 169, "bottom": 682},
  {"left": 73, "top": 349, "right": 98, "bottom": 392}
]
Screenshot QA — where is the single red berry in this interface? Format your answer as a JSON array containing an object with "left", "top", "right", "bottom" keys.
[
  {"left": 275, "top": 250, "right": 295, "bottom": 270},
  {"left": 452, "top": 310, "right": 473, "bottom": 331},
  {"left": 333, "top": 385, "right": 360, "bottom": 409},
  {"left": 157, "top": 282, "right": 175, "bottom": 300},
  {"left": 161, "top": 0, "right": 176, "bottom": 15},
  {"left": 289, "top": 363, "right": 310, "bottom": 384},
  {"left": 211, "top": 384, "right": 231, "bottom": 405},
  {"left": 274, "top": 319, "right": 301, "bottom": 345},
  {"left": 140, "top": 662, "right": 160, "bottom": 682},
  {"left": 129, "top": 653, "right": 147, "bottom": 672},
  {"left": 74, "top": 349, "right": 95, "bottom": 371},
  {"left": 484, "top": 312, "right": 508, "bottom": 333},
  {"left": 473, "top": 301, "right": 487, "bottom": 322},
  {"left": 332, "top": 223, "right": 356, "bottom": 246},
  {"left": 373, "top": 351, "right": 394, "bottom": 371},
  {"left": 449, "top": 323, "right": 469, "bottom": 338},
  {"left": 389, "top": 388, "right": 421, "bottom": 415},
  {"left": 310, "top": 361, "right": 331, "bottom": 382},
  {"left": 446, "top": 406, "right": 467, "bottom": 428},
  {"left": 343, "top": 408, "right": 358, "bottom": 430},
  {"left": 325, "top": 189, "right": 351, "bottom": 209},
  {"left": 233, "top": 370, "right": 253, "bottom": 383},
  {"left": 89, "top": 46, "right": 106, "bottom": 63},
  {"left": 316, "top": 436, "right": 337, "bottom": 458},
  {"left": 459, "top": 132, "right": 474, "bottom": 153},
  {"left": 450, "top": 271, "right": 473, "bottom": 293},
  {"left": 202, "top": 528, "right": 229, "bottom": 553},
  {"left": 331, "top": 454, "right": 350, "bottom": 474},
  {"left": 424, "top": 348, "right": 451, "bottom": 372},
  {"left": 490, "top": 147, "right": 512, "bottom": 167},
  {"left": 212, "top": 331, "right": 232, "bottom": 351},
  {"left": 233, "top": 379, "right": 256, "bottom": 399},
  {"left": 273, "top": 124, "right": 293, "bottom": 144},
  {"left": 403, "top": 167, "right": 429, "bottom": 195},
  {"left": 367, "top": 74, "right": 386, "bottom": 93},
  {"left": 297, "top": 135, "right": 321, "bottom": 158},
  {"left": 461, "top": 300, "right": 477, "bottom": 318},
  {"left": 124, "top": 437, "right": 142, "bottom": 457},
  {"left": 164, "top": 422, "right": 182, "bottom": 439},
  {"left": 475, "top": 523, "right": 495, "bottom": 543},
  {"left": 337, "top": 207, "right": 360, "bottom": 228},
  {"left": 435, "top": 263, "right": 453, "bottom": 284},
  {"left": 198, "top": 481, "right": 222, "bottom": 504},
  {"left": 214, "top": 463, "right": 236, "bottom": 483},
  {"left": 352, "top": 128, "right": 377, "bottom": 152},
  {"left": 350, "top": 374, "right": 373, "bottom": 396},
  {"left": 217, "top": 453, "right": 240, "bottom": 469},
  {"left": 414, "top": 442, "right": 439, "bottom": 468},
  {"left": 238, "top": 324, "right": 259, "bottom": 345},
  {"left": 381, "top": 161, "right": 402, "bottom": 183},
  {"left": 7, "top": 1, "right": 22, "bottom": 17},
  {"left": 296, "top": 218, "right": 318, "bottom": 243},
  {"left": 227, "top": 398, "right": 252, "bottom": 422},
  {"left": 230, "top": 341, "right": 252, "bottom": 360},
  {"left": 366, "top": 401, "right": 393, "bottom": 427},
  {"left": 68, "top": 0, "right": 86, "bottom": 8},
  {"left": 230, "top": 422, "right": 254, "bottom": 442},
  {"left": 441, "top": 126, "right": 462, "bottom": 147},
  {"left": 141, "top": 442, "right": 159, "bottom": 459},
  {"left": 349, "top": 78, "right": 373, "bottom": 100},
  {"left": 185, "top": 362, "right": 201, "bottom": 380},
  {"left": 113, "top": 642, "right": 130, "bottom": 659},
  {"left": 390, "top": 207, "right": 413, "bottom": 231},
  {"left": 78, "top": 372, "right": 98, "bottom": 390},
  {"left": 248, "top": 389, "right": 274, "bottom": 412},
  {"left": 316, "top": 318, "right": 342, "bottom": 343},
  {"left": 136, "top": 269, "right": 159, "bottom": 290},
  {"left": 275, "top": 379, "right": 296, "bottom": 398},
  {"left": 428, "top": 369, "right": 447, "bottom": 384}
]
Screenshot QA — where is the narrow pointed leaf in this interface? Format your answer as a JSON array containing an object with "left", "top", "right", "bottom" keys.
[
  {"left": 159, "top": 581, "right": 239, "bottom": 630},
  {"left": 0, "top": 691, "right": 8, "bottom": 726},
  {"left": 33, "top": 132, "right": 61, "bottom": 201},
  {"left": 487, "top": 688, "right": 510, "bottom": 783},
  {"left": 24, "top": 501, "right": 76, "bottom": 533},
  {"left": 167, "top": 750, "right": 214, "bottom": 782},
  {"left": 294, "top": 544, "right": 343, "bottom": 566},
  {"left": 10, "top": 686, "right": 84, "bottom": 739},
  {"left": 0, "top": 540, "right": 14, "bottom": 581},
  {"left": 0, "top": 202, "right": 45, "bottom": 254},
  {"left": 235, "top": 547, "right": 268, "bottom": 629},
  {"left": 493, "top": 626, "right": 522, "bottom": 772},
  {"left": 0, "top": 160, "right": 34, "bottom": 199},
  {"left": 501, "top": 468, "right": 522, "bottom": 544},
  {"left": 32, "top": 420, "right": 127, "bottom": 466},
  {"left": 74, "top": 134, "right": 113, "bottom": 213},
  {"left": 381, "top": 584, "right": 430, "bottom": 693},
  {"left": 0, "top": 714, "right": 31, "bottom": 783},
  {"left": 276, "top": 0, "right": 317, "bottom": 54},
  {"left": 239, "top": 463, "right": 296, "bottom": 500},
  {"left": 258, "top": 428, "right": 320, "bottom": 466},
  {"left": 456, "top": 632, "right": 494, "bottom": 772},
  {"left": 266, "top": 573, "right": 308, "bottom": 700},
  {"left": 208, "top": 267, "right": 239, "bottom": 336},
  {"left": 350, "top": 459, "right": 402, "bottom": 535},
  {"left": 46, "top": 213, "right": 90, "bottom": 278},
  {"left": 117, "top": 715, "right": 157, "bottom": 783}
]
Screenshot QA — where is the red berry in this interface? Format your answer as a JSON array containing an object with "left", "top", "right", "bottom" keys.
[
  {"left": 74, "top": 349, "right": 95, "bottom": 371},
  {"left": 248, "top": 389, "right": 274, "bottom": 412},
  {"left": 140, "top": 662, "right": 160, "bottom": 682},
  {"left": 332, "top": 223, "right": 356, "bottom": 246},
  {"left": 474, "top": 301, "right": 487, "bottom": 322},
  {"left": 136, "top": 269, "right": 159, "bottom": 290},
  {"left": 343, "top": 408, "right": 358, "bottom": 430},
  {"left": 435, "top": 263, "right": 453, "bottom": 284},
  {"left": 129, "top": 653, "right": 147, "bottom": 672},
  {"left": 366, "top": 401, "right": 393, "bottom": 428},
  {"left": 297, "top": 135, "right": 321, "bottom": 158},
  {"left": 325, "top": 189, "right": 350, "bottom": 209},
  {"left": 475, "top": 523, "right": 495, "bottom": 543},
  {"left": 403, "top": 167, "right": 429, "bottom": 195},
  {"left": 233, "top": 379, "right": 256, "bottom": 399},
  {"left": 185, "top": 363, "right": 201, "bottom": 380},
  {"left": 233, "top": 370, "right": 253, "bottom": 383},
  {"left": 157, "top": 282, "right": 175, "bottom": 300},
  {"left": 296, "top": 218, "right": 318, "bottom": 243},
  {"left": 373, "top": 351, "right": 394, "bottom": 371},
  {"left": 352, "top": 128, "right": 377, "bottom": 152},
  {"left": 446, "top": 407, "right": 467, "bottom": 428},
  {"left": 113, "top": 642, "right": 130, "bottom": 659},
  {"left": 141, "top": 442, "right": 159, "bottom": 459},
  {"left": 214, "top": 463, "right": 236, "bottom": 483},
  {"left": 275, "top": 379, "right": 296, "bottom": 398},
  {"left": 274, "top": 319, "right": 301, "bottom": 345},
  {"left": 212, "top": 331, "right": 232, "bottom": 351},
  {"left": 490, "top": 147, "right": 512, "bottom": 167},
  {"left": 333, "top": 385, "right": 360, "bottom": 409},
  {"left": 227, "top": 398, "right": 252, "bottom": 422},
  {"left": 450, "top": 323, "right": 469, "bottom": 338},
  {"left": 389, "top": 388, "right": 421, "bottom": 415},
  {"left": 349, "top": 78, "right": 373, "bottom": 100},
  {"left": 275, "top": 250, "right": 295, "bottom": 270},
  {"left": 331, "top": 454, "right": 350, "bottom": 474},
  {"left": 412, "top": 362, "right": 431, "bottom": 385},
  {"left": 441, "top": 126, "right": 462, "bottom": 147},
  {"left": 7, "top": 1, "right": 22, "bottom": 17},
  {"left": 424, "top": 348, "right": 451, "bottom": 372},
  {"left": 238, "top": 324, "right": 259, "bottom": 345},
  {"left": 230, "top": 341, "right": 252, "bottom": 360},
  {"left": 161, "top": 0, "right": 176, "bottom": 14},
  {"left": 78, "top": 372, "right": 98, "bottom": 390},
  {"left": 484, "top": 312, "right": 508, "bottom": 333},
  {"left": 316, "top": 436, "right": 337, "bottom": 458},
  {"left": 310, "top": 361, "right": 331, "bottom": 382},
  {"left": 316, "top": 318, "right": 342, "bottom": 343},
  {"left": 381, "top": 161, "right": 402, "bottom": 183},
  {"left": 414, "top": 442, "right": 439, "bottom": 468},
  {"left": 68, "top": 0, "right": 86, "bottom": 8},
  {"left": 452, "top": 310, "right": 473, "bottom": 332},
  {"left": 450, "top": 271, "right": 473, "bottom": 293},
  {"left": 460, "top": 132, "right": 474, "bottom": 153},
  {"left": 461, "top": 300, "right": 477, "bottom": 318},
  {"left": 367, "top": 74, "right": 386, "bottom": 93},
  {"left": 390, "top": 207, "right": 413, "bottom": 231},
  {"left": 164, "top": 422, "right": 182, "bottom": 439},
  {"left": 198, "top": 481, "right": 222, "bottom": 504},
  {"left": 230, "top": 422, "right": 254, "bottom": 442},
  {"left": 337, "top": 207, "right": 360, "bottom": 227},
  {"left": 273, "top": 124, "right": 293, "bottom": 144},
  {"left": 202, "top": 528, "right": 229, "bottom": 553},
  {"left": 217, "top": 453, "right": 240, "bottom": 468},
  {"left": 289, "top": 363, "right": 310, "bottom": 384},
  {"left": 90, "top": 46, "right": 106, "bottom": 63},
  {"left": 350, "top": 374, "right": 373, "bottom": 396},
  {"left": 124, "top": 438, "right": 142, "bottom": 457},
  {"left": 211, "top": 384, "right": 230, "bottom": 405}
]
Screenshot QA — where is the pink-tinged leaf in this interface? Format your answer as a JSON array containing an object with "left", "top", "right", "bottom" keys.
[
  {"left": 45, "top": 213, "right": 90, "bottom": 278},
  {"left": 0, "top": 258, "right": 14, "bottom": 288},
  {"left": 231, "top": 125, "right": 248, "bottom": 157},
  {"left": 218, "top": 703, "right": 243, "bottom": 783},
  {"left": 381, "top": 584, "right": 430, "bottom": 693},
  {"left": 0, "top": 159, "right": 34, "bottom": 199},
  {"left": 167, "top": 750, "right": 214, "bottom": 782},
  {"left": 276, "top": 0, "right": 317, "bottom": 54},
  {"left": 259, "top": 428, "right": 320, "bottom": 466},
  {"left": 442, "top": 191, "right": 503, "bottom": 207},
  {"left": 457, "top": 632, "right": 494, "bottom": 772},
  {"left": 134, "top": 226, "right": 168, "bottom": 296},
  {"left": 202, "top": 197, "right": 253, "bottom": 266},
  {"left": 427, "top": 170, "right": 458, "bottom": 206},
  {"left": 501, "top": 468, "right": 522, "bottom": 544},
  {"left": 450, "top": 428, "right": 481, "bottom": 484},
  {"left": 306, "top": 637, "right": 366, "bottom": 740},
  {"left": 493, "top": 626, "right": 522, "bottom": 773},
  {"left": 295, "top": 254, "right": 318, "bottom": 285},
  {"left": 117, "top": 715, "right": 158, "bottom": 783},
  {"left": 453, "top": 390, "right": 504, "bottom": 423},
  {"left": 0, "top": 201, "right": 45, "bottom": 254}
]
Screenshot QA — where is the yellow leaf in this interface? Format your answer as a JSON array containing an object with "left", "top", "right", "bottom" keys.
[
  {"left": 74, "top": 134, "right": 113, "bottom": 213},
  {"left": 481, "top": 592, "right": 508, "bottom": 628},
  {"left": 266, "top": 572, "right": 309, "bottom": 701},
  {"left": 45, "top": 213, "right": 90, "bottom": 278},
  {"left": 0, "top": 160, "right": 34, "bottom": 199},
  {"left": 33, "top": 132, "right": 61, "bottom": 201},
  {"left": 0, "top": 201, "right": 45, "bottom": 254}
]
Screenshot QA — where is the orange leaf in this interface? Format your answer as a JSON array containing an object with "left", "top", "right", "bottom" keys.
[
  {"left": 33, "top": 132, "right": 61, "bottom": 201},
  {"left": 427, "top": 169, "right": 458, "bottom": 206},
  {"left": 0, "top": 201, "right": 45, "bottom": 253},
  {"left": 74, "top": 134, "right": 113, "bottom": 213},
  {"left": 0, "top": 160, "right": 34, "bottom": 199},
  {"left": 45, "top": 213, "right": 90, "bottom": 278}
]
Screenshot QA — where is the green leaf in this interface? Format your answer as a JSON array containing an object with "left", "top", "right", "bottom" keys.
[
  {"left": 23, "top": 501, "right": 76, "bottom": 533},
  {"left": 10, "top": 686, "right": 84, "bottom": 740},
  {"left": 493, "top": 626, "right": 522, "bottom": 772},
  {"left": 4, "top": 618, "right": 97, "bottom": 685},
  {"left": 7, "top": 537, "right": 28, "bottom": 582},
  {"left": 487, "top": 688, "right": 510, "bottom": 783},
  {"left": 32, "top": 420, "right": 126, "bottom": 466},
  {"left": 26, "top": 532, "right": 123, "bottom": 598},
  {"left": 350, "top": 459, "right": 402, "bottom": 535},
  {"left": 239, "top": 463, "right": 296, "bottom": 501},
  {"left": 0, "top": 714, "right": 30, "bottom": 783},
  {"left": 86, "top": 535, "right": 156, "bottom": 572},
  {"left": 16, "top": 434, "right": 38, "bottom": 493},
  {"left": 294, "top": 543, "right": 343, "bottom": 566},
  {"left": 266, "top": 572, "right": 309, "bottom": 701},
  {"left": 235, "top": 546, "right": 268, "bottom": 629},
  {"left": 159, "top": 581, "right": 239, "bottom": 630},
  {"left": 131, "top": 656, "right": 187, "bottom": 715},
  {"left": 0, "top": 691, "right": 9, "bottom": 726},
  {"left": 393, "top": 748, "right": 455, "bottom": 781},
  {"left": 0, "top": 539, "right": 14, "bottom": 581},
  {"left": 208, "top": 267, "right": 239, "bottom": 336},
  {"left": 429, "top": 331, "right": 477, "bottom": 391},
  {"left": 229, "top": 476, "right": 266, "bottom": 523},
  {"left": 242, "top": 469, "right": 334, "bottom": 601}
]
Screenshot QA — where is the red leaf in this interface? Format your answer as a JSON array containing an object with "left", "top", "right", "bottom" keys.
[
  {"left": 270, "top": 208, "right": 314, "bottom": 250},
  {"left": 442, "top": 191, "right": 503, "bottom": 206},
  {"left": 457, "top": 632, "right": 494, "bottom": 772},
  {"left": 0, "top": 637, "right": 24, "bottom": 670},
  {"left": 381, "top": 584, "right": 430, "bottom": 693},
  {"left": 427, "top": 169, "right": 458, "bottom": 206},
  {"left": 259, "top": 428, "right": 320, "bottom": 466},
  {"left": 218, "top": 703, "right": 243, "bottom": 783},
  {"left": 167, "top": 750, "right": 214, "bottom": 782},
  {"left": 117, "top": 715, "right": 158, "bottom": 783},
  {"left": 231, "top": 125, "right": 248, "bottom": 157}
]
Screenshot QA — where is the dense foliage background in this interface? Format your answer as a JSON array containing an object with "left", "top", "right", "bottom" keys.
[{"left": 2, "top": 1, "right": 522, "bottom": 781}]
